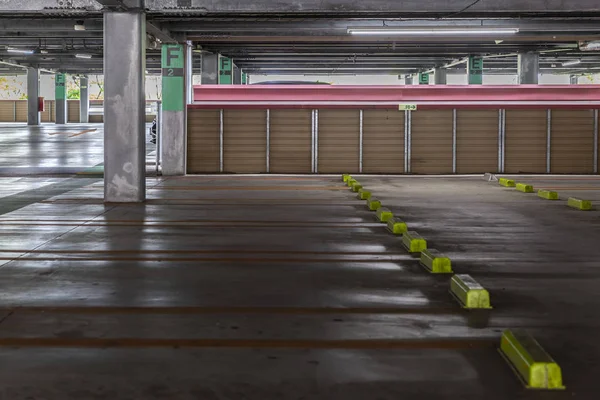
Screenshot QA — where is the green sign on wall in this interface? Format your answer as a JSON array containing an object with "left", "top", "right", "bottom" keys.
[
  {"left": 418, "top": 73, "right": 429, "bottom": 85},
  {"left": 468, "top": 56, "right": 483, "bottom": 85},
  {"left": 161, "top": 44, "right": 185, "bottom": 112},
  {"left": 55, "top": 73, "right": 66, "bottom": 100},
  {"left": 218, "top": 56, "right": 233, "bottom": 84}
]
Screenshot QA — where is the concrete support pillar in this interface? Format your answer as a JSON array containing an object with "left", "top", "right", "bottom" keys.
[
  {"left": 468, "top": 56, "right": 483, "bottom": 85},
  {"left": 79, "top": 75, "right": 89, "bottom": 123},
  {"left": 570, "top": 75, "right": 578, "bottom": 85},
  {"left": 233, "top": 65, "right": 242, "bottom": 84},
  {"left": 103, "top": 8, "right": 146, "bottom": 202},
  {"left": 161, "top": 43, "right": 186, "bottom": 175},
  {"left": 517, "top": 52, "right": 539, "bottom": 84},
  {"left": 201, "top": 53, "right": 218, "bottom": 84},
  {"left": 27, "top": 67, "right": 40, "bottom": 126},
  {"left": 405, "top": 75, "right": 413, "bottom": 85},
  {"left": 185, "top": 40, "right": 193, "bottom": 104},
  {"left": 55, "top": 73, "right": 67, "bottom": 124},
  {"left": 434, "top": 68, "right": 447, "bottom": 85}
]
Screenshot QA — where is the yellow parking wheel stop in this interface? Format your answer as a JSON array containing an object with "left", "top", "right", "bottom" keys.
[
  {"left": 351, "top": 182, "right": 363, "bottom": 192},
  {"left": 386, "top": 218, "right": 408, "bottom": 235},
  {"left": 420, "top": 249, "right": 453, "bottom": 274},
  {"left": 450, "top": 274, "right": 492, "bottom": 309},
  {"left": 516, "top": 183, "right": 534, "bottom": 193},
  {"left": 568, "top": 197, "right": 592, "bottom": 211},
  {"left": 500, "top": 330, "right": 565, "bottom": 390},
  {"left": 357, "top": 189, "right": 371, "bottom": 200},
  {"left": 538, "top": 190, "right": 559, "bottom": 200},
  {"left": 499, "top": 178, "right": 516, "bottom": 187},
  {"left": 367, "top": 198, "right": 381, "bottom": 211},
  {"left": 342, "top": 174, "right": 351, "bottom": 182},
  {"left": 375, "top": 207, "right": 394, "bottom": 223},
  {"left": 402, "top": 231, "right": 427, "bottom": 253}
]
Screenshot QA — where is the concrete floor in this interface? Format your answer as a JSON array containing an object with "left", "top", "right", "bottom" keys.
[
  {"left": 0, "top": 126, "right": 599, "bottom": 399},
  {"left": 0, "top": 123, "right": 156, "bottom": 176}
]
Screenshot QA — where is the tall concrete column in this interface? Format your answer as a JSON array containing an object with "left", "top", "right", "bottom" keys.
[
  {"left": 79, "top": 75, "right": 89, "bottom": 123},
  {"left": 26, "top": 67, "right": 39, "bottom": 126},
  {"left": 570, "top": 75, "right": 579, "bottom": 85},
  {"left": 104, "top": 7, "right": 146, "bottom": 202},
  {"left": 517, "top": 52, "right": 539, "bottom": 84},
  {"left": 434, "top": 68, "right": 447, "bottom": 85},
  {"left": 405, "top": 75, "right": 413, "bottom": 85},
  {"left": 185, "top": 40, "right": 193, "bottom": 104},
  {"left": 161, "top": 43, "right": 186, "bottom": 175},
  {"left": 233, "top": 65, "right": 242, "bottom": 84},
  {"left": 201, "top": 53, "right": 218, "bottom": 84},
  {"left": 55, "top": 73, "right": 67, "bottom": 124},
  {"left": 468, "top": 56, "right": 483, "bottom": 85}
]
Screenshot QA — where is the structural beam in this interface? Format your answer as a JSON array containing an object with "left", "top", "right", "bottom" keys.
[
  {"left": 26, "top": 67, "right": 39, "bottom": 126},
  {"left": 517, "top": 52, "right": 539, "bottom": 84},
  {"left": 103, "top": 7, "right": 146, "bottom": 202}
]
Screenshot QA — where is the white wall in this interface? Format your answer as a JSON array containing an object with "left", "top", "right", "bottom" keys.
[{"left": 0, "top": 74, "right": 163, "bottom": 100}]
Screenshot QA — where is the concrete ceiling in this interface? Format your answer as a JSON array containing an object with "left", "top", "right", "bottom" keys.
[{"left": 0, "top": 0, "right": 599, "bottom": 76}]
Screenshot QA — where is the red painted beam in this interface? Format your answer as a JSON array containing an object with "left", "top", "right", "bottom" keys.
[{"left": 190, "top": 85, "right": 600, "bottom": 109}]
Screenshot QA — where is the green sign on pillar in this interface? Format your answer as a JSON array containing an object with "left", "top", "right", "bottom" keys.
[
  {"left": 161, "top": 44, "right": 185, "bottom": 112},
  {"left": 55, "top": 73, "right": 66, "bottom": 100},
  {"left": 242, "top": 72, "right": 247, "bottom": 85},
  {"left": 468, "top": 56, "right": 483, "bottom": 85},
  {"left": 218, "top": 55, "right": 233, "bottom": 84},
  {"left": 418, "top": 73, "right": 429, "bottom": 85}
]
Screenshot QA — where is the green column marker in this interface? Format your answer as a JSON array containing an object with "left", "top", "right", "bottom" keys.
[
  {"left": 242, "top": 72, "right": 247, "bottom": 84},
  {"left": 468, "top": 56, "right": 483, "bottom": 84},
  {"left": 55, "top": 73, "right": 66, "bottom": 100},
  {"left": 218, "top": 55, "right": 233, "bottom": 84},
  {"left": 418, "top": 72, "right": 429, "bottom": 85},
  {"left": 161, "top": 44, "right": 185, "bottom": 112}
]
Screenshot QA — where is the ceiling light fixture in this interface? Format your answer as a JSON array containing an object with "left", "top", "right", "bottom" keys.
[
  {"left": 579, "top": 41, "right": 600, "bottom": 51},
  {"left": 347, "top": 27, "right": 519, "bottom": 35},
  {"left": 562, "top": 59, "right": 582, "bottom": 67},
  {"left": 75, "top": 53, "right": 92, "bottom": 59},
  {"left": 74, "top": 20, "right": 85, "bottom": 31},
  {"left": 6, "top": 47, "right": 34, "bottom": 54}
]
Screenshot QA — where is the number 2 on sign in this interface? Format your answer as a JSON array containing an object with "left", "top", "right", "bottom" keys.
[{"left": 399, "top": 104, "right": 417, "bottom": 111}]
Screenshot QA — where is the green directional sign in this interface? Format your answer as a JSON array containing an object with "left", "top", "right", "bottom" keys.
[
  {"left": 218, "top": 55, "right": 233, "bottom": 84},
  {"left": 161, "top": 44, "right": 185, "bottom": 111},
  {"left": 55, "top": 73, "right": 66, "bottom": 100},
  {"left": 468, "top": 56, "right": 483, "bottom": 85},
  {"left": 418, "top": 72, "right": 429, "bottom": 85}
]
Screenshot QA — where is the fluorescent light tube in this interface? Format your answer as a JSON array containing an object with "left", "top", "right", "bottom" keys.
[
  {"left": 75, "top": 53, "right": 92, "bottom": 59},
  {"left": 561, "top": 59, "right": 581, "bottom": 67},
  {"left": 7, "top": 47, "right": 34, "bottom": 54},
  {"left": 347, "top": 27, "right": 519, "bottom": 35}
]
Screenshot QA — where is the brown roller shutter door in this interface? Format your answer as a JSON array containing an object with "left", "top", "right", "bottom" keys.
[
  {"left": 456, "top": 110, "right": 499, "bottom": 173},
  {"left": 15, "top": 101, "right": 27, "bottom": 122},
  {"left": 362, "top": 109, "right": 405, "bottom": 173},
  {"left": 223, "top": 109, "right": 267, "bottom": 173},
  {"left": 270, "top": 109, "right": 312, "bottom": 173},
  {"left": 317, "top": 109, "right": 360, "bottom": 173},
  {"left": 504, "top": 109, "right": 547, "bottom": 174},
  {"left": 411, "top": 110, "right": 453, "bottom": 174},
  {"left": 68, "top": 100, "right": 79, "bottom": 122},
  {"left": 0, "top": 101, "right": 14, "bottom": 122},
  {"left": 187, "top": 109, "right": 220, "bottom": 173},
  {"left": 551, "top": 109, "right": 595, "bottom": 174}
]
